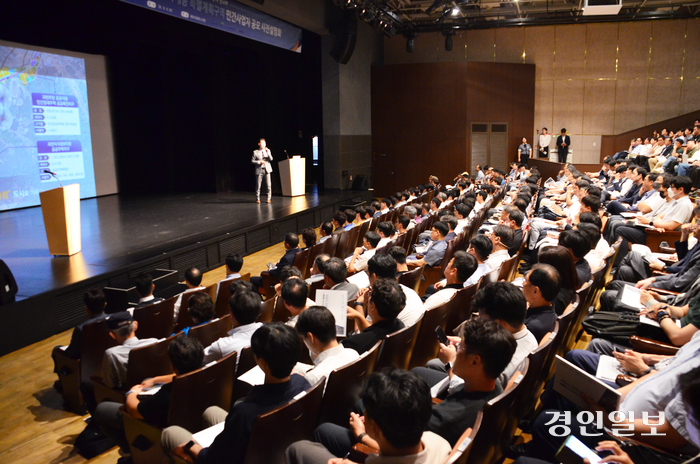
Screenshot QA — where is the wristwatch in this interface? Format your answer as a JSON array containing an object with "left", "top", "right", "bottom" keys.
[
  {"left": 656, "top": 310, "right": 671, "bottom": 322},
  {"left": 356, "top": 432, "right": 368, "bottom": 443},
  {"left": 444, "top": 362, "right": 452, "bottom": 371}
]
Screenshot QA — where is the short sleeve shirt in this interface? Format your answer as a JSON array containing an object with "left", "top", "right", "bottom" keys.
[
  {"left": 663, "top": 196, "right": 693, "bottom": 227},
  {"left": 518, "top": 144, "right": 532, "bottom": 156}
]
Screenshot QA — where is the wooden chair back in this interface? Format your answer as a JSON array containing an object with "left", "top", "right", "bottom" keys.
[
  {"left": 305, "top": 242, "right": 327, "bottom": 280},
  {"left": 186, "top": 316, "right": 233, "bottom": 348},
  {"left": 479, "top": 267, "right": 499, "bottom": 288},
  {"left": 464, "top": 360, "right": 528, "bottom": 464},
  {"left": 232, "top": 346, "right": 257, "bottom": 402},
  {"left": 133, "top": 297, "right": 176, "bottom": 340},
  {"left": 342, "top": 227, "right": 362, "bottom": 259},
  {"left": 367, "top": 216, "right": 379, "bottom": 232},
  {"left": 409, "top": 296, "right": 455, "bottom": 369},
  {"left": 317, "top": 341, "right": 381, "bottom": 426},
  {"left": 355, "top": 220, "right": 371, "bottom": 248},
  {"left": 272, "top": 294, "right": 293, "bottom": 323},
  {"left": 80, "top": 319, "right": 119, "bottom": 384},
  {"left": 323, "top": 233, "right": 341, "bottom": 257},
  {"left": 563, "top": 281, "right": 593, "bottom": 353},
  {"left": 243, "top": 378, "right": 326, "bottom": 464},
  {"left": 398, "top": 265, "right": 424, "bottom": 294},
  {"left": 402, "top": 227, "right": 417, "bottom": 252},
  {"left": 543, "top": 299, "right": 577, "bottom": 382},
  {"left": 497, "top": 255, "right": 518, "bottom": 282},
  {"left": 214, "top": 274, "right": 251, "bottom": 318},
  {"left": 308, "top": 279, "right": 326, "bottom": 301},
  {"left": 374, "top": 319, "right": 422, "bottom": 371},
  {"left": 394, "top": 232, "right": 407, "bottom": 250},
  {"left": 126, "top": 335, "right": 176, "bottom": 389},
  {"left": 445, "top": 283, "right": 478, "bottom": 336},
  {"left": 292, "top": 248, "right": 311, "bottom": 276},
  {"left": 168, "top": 350, "right": 237, "bottom": 432},
  {"left": 258, "top": 297, "right": 276, "bottom": 323}
]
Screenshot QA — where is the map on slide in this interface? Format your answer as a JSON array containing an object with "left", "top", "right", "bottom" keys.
[{"left": 0, "top": 45, "right": 96, "bottom": 211}]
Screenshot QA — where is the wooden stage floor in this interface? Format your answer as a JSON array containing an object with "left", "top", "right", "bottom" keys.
[{"left": 0, "top": 189, "right": 362, "bottom": 301}]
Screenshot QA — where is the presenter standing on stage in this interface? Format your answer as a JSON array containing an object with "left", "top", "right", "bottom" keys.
[{"left": 252, "top": 138, "right": 273, "bottom": 203}]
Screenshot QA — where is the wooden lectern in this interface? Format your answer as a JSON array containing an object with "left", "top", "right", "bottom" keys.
[
  {"left": 279, "top": 155, "right": 306, "bottom": 197},
  {"left": 40, "top": 184, "right": 81, "bottom": 256}
]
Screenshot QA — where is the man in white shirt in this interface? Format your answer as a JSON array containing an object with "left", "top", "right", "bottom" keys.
[
  {"left": 423, "top": 251, "right": 478, "bottom": 311},
  {"left": 317, "top": 222, "right": 334, "bottom": 244},
  {"left": 305, "top": 254, "right": 331, "bottom": 286},
  {"left": 281, "top": 278, "right": 313, "bottom": 328},
  {"left": 173, "top": 267, "right": 206, "bottom": 321},
  {"left": 485, "top": 225, "right": 513, "bottom": 271},
  {"left": 202, "top": 290, "right": 262, "bottom": 364},
  {"left": 347, "top": 231, "right": 380, "bottom": 274},
  {"left": 101, "top": 312, "right": 159, "bottom": 389},
  {"left": 294, "top": 306, "right": 359, "bottom": 387},
  {"left": 215, "top": 253, "right": 244, "bottom": 297}
]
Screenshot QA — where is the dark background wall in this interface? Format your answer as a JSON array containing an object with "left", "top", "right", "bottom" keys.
[
  {"left": 2, "top": 0, "right": 324, "bottom": 194},
  {"left": 371, "top": 61, "right": 535, "bottom": 195}
]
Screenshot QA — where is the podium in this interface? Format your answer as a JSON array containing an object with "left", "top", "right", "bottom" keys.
[
  {"left": 39, "top": 184, "right": 81, "bottom": 256},
  {"left": 279, "top": 156, "right": 306, "bottom": 197}
]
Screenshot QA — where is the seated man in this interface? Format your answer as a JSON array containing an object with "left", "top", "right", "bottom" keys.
[
  {"left": 293, "top": 305, "right": 360, "bottom": 387},
  {"left": 250, "top": 233, "right": 301, "bottom": 291},
  {"left": 423, "top": 251, "right": 478, "bottom": 311},
  {"left": 93, "top": 335, "right": 204, "bottom": 460},
  {"left": 521, "top": 264, "right": 561, "bottom": 343},
  {"left": 485, "top": 225, "right": 514, "bottom": 271},
  {"left": 317, "top": 222, "right": 333, "bottom": 244},
  {"left": 406, "top": 221, "right": 449, "bottom": 268},
  {"left": 53, "top": 288, "right": 108, "bottom": 362},
  {"left": 286, "top": 369, "right": 451, "bottom": 464},
  {"left": 304, "top": 253, "right": 330, "bottom": 286},
  {"left": 322, "top": 257, "right": 359, "bottom": 302},
  {"left": 512, "top": 332, "right": 700, "bottom": 462},
  {"left": 426, "top": 235, "right": 493, "bottom": 298},
  {"left": 558, "top": 229, "right": 592, "bottom": 286},
  {"left": 351, "top": 254, "right": 424, "bottom": 328},
  {"left": 388, "top": 246, "right": 410, "bottom": 277},
  {"left": 318, "top": 318, "right": 516, "bottom": 456},
  {"left": 342, "top": 278, "right": 406, "bottom": 355},
  {"left": 162, "top": 323, "right": 311, "bottom": 464},
  {"left": 331, "top": 211, "right": 348, "bottom": 235},
  {"left": 174, "top": 267, "right": 206, "bottom": 321},
  {"left": 612, "top": 206, "right": 700, "bottom": 284},
  {"left": 376, "top": 221, "right": 396, "bottom": 249},
  {"left": 176, "top": 292, "right": 216, "bottom": 336},
  {"left": 419, "top": 282, "right": 536, "bottom": 396},
  {"left": 202, "top": 290, "right": 262, "bottom": 364},
  {"left": 216, "top": 253, "right": 244, "bottom": 296},
  {"left": 347, "top": 231, "right": 380, "bottom": 274},
  {"left": 133, "top": 273, "right": 164, "bottom": 309},
  {"left": 101, "top": 312, "right": 159, "bottom": 389},
  {"left": 504, "top": 209, "right": 525, "bottom": 256},
  {"left": 613, "top": 175, "right": 694, "bottom": 249},
  {"left": 281, "top": 278, "right": 312, "bottom": 328}
]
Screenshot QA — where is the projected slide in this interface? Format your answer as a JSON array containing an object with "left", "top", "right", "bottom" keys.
[{"left": 0, "top": 45, "right": 96, "bottom": 211}]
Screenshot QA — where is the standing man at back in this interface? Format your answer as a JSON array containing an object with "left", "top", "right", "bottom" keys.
[{"left": 252, "top": 138, "right": 273, "bottom": 204}]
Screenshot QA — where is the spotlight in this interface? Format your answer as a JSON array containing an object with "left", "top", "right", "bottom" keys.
[
  {"left": 443, "top": 29, "right": 455, "bottom": 51},
  {"left": 406, "top": 37, "right": 415, "bottom": 53}
]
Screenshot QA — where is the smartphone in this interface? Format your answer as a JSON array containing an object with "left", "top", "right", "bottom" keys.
[
  {"left": 554, "top": 435, "right": 601, "bottom": 464},
  {"left": 435, "top": 326, "right": 449, "bottom": 345}
]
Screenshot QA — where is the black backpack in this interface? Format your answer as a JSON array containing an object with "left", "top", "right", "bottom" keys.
[{"left": 581, "top": 311, "right": 671, "bottom": 345}]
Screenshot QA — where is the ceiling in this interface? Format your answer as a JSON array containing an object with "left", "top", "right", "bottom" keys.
[{"left": 332, "top": 0, "right": 700, "bottom": 36}]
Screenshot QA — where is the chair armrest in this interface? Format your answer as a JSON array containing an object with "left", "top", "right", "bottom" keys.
[
  {"left": 349, "top": 443, "right": 379, "bottom": 464},
  {"left": 432, "top": 397, "right": 443, "bottom": 404},
  {"left": 649, "top": 288, "right": 680, "bottom": 296},
  {"left": 629, "top": 335, "right": 679, "bottom": 356},
  {"left": 659, "top": 246, "right": 676, "bottom": 254},
  {"left": 651, "top": 270, "right": 669, "bottom": 277},
  {"left": 615, "top": 375, "right": 635, "bottom": 387}
]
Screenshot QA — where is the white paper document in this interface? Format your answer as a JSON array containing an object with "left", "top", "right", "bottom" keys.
[
  {"left": 238, "top": 365, "right": 265, "bottom": 386},
  {"left": 315, "top": 289, "right": 349, "bottom": 337},
  {"left": 347, "top": 271, "right": 370, "bottom": 289},
  {"left": 619, "top": 285, "right": 644, "bottom": 311},
  {"left": 595, "top": 355, "right": 625, "bottom": 383},
  {"left": 193, "top": 422, "right": 225, "bottom": 448}
]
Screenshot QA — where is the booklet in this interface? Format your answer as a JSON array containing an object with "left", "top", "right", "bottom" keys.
[
  {"left": 595, "top": 355, "right": 626, "bottom": 383},
  {"left": 553, "top": 355, "right": 621, "bottom": 412},
  {"left": 347, "top": 271, "right": 370, "bottom": 289},
  {"left": 192, "top": 422, "right": 225, "bottom": 448},
  {"left": 618, "top": 285, "right": 644, "bottom": 311},
  {"left": 315, "top": 289, "right": 349, "bottom": 337}
]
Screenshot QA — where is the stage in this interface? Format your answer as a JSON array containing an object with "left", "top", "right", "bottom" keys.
[{"left": 0, "top": 188, "right": 370, "bottom": 356}]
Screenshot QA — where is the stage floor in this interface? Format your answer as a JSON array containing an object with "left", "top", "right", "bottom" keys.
[{"left": 1, "top": 189, "right": 362, "bottom": 300}]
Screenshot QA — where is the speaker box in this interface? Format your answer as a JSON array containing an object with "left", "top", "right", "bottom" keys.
[
  {"left": 330, "top": 13, "right": 357, "bottom": 64},
  {"left": 0, "top": 259, "right": 18, "bottom": 305}
]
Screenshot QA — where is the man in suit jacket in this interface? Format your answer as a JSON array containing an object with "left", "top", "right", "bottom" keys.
[
  {"left": 322, "top": 257, "right": 359, "bottom": 302},
  {"left": 250, "top": 233, "right": 301, "bottom": 291},
  {"left": 133, "top": 273, "right": 164, "bottom": 309},
  {"left": 251, "top": 138, "right": 273, "bottom": 203},
  {"left": 556, "top": 128, "right": 571, "bottom": 163}
]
